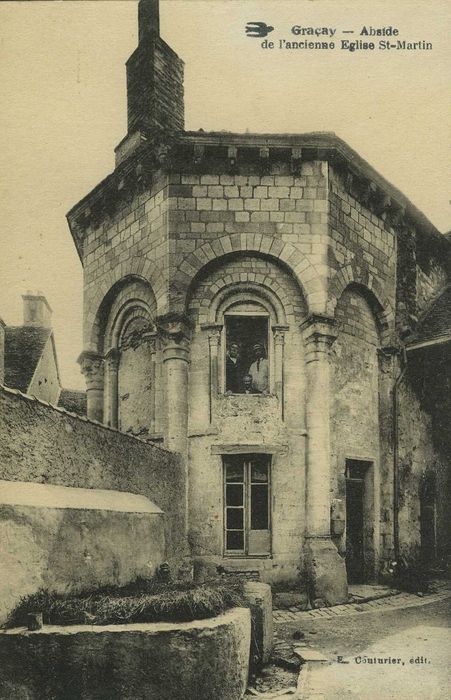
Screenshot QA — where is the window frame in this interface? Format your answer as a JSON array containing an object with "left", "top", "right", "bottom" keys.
[
  {"left": 223, "top": 454, "right": 272, "bottom": 557},
  {"left": 222, "top": 309, "right": 272, "bottom": 395}
]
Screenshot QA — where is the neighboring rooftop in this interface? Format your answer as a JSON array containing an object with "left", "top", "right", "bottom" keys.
[
  {"left": 4, "top": 326, "right": 52, "bottom": 393},
  {"left": 58, "top": 388, "right": 87, "bottom": 417},
  {"left": 407, "top": 285, "right": 451, "bottom": 349}
]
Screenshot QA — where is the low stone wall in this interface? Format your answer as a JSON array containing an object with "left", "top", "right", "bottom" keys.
[
  {"left": 0, "top": 608, "right": 251, "bottom": 700},
  {"left": 0, "top": 386, "right": 186, "bottom": 567},
  {"left": 0, "top": 480, "right": 165, "bottom": 625}
]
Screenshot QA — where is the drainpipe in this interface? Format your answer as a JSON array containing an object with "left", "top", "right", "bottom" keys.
[{"left": 393, "top": 346, "right": 408, "bottom": 561}]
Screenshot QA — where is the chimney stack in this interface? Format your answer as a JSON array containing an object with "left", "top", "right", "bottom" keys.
[
  {"left": 138, "top": 0, "right": 160, "bottom": 42},
  {"left": 22, "top": 292, "right": 52, "bottom": 329},
  {"left": 124, "top": 0, "right": 184, "bottom": 143}
]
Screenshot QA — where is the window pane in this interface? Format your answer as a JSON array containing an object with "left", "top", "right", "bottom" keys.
[
  {"left": 226, "top": 530, "right": 244, "bottom": 551},
  {"left": 226, "top": 484, "right": 243, "bottom": 506},
  {"left": 227, "top": 508, "right": 244, "bottom": 529},
  {"left": 225, "top": 462, "right": 244, "bottom": 483},
  {"left": 251, "top": 484, "right": 269, "bottom": 530},
  {"left": 251, "top": 461, "right": 268, "bottom": 483}
]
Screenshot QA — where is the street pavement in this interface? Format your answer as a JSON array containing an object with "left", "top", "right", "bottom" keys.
[{"left": 272, "top": 591, "right": 451, "bottom": 699}]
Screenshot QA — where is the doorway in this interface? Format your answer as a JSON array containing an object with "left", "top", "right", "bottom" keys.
[
  {"left": 420, "top": 474, "right": 437, "bottom": 569},
  {"left": 345, "top": 460, "right": 372, "bottom": 584}
]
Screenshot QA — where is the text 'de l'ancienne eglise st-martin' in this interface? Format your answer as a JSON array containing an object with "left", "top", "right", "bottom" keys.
[{"left": 258, "top": 25, "right": 433, "bottom": 52}]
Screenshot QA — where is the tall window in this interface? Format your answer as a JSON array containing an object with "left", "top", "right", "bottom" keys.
[
  {"left": 223, "top": 454, "right": 271, "bottom": 556},
  {"left": 225, "top": 314, "right": 269, "bottom": 394}
]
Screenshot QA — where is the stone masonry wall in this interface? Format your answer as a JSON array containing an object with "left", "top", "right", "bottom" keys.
[
  {"left": 82, "top": 172, "right": 172, "bottom": 351},
  {"left": 397, "top": 352, "right": 451, "bottom": 565},
  {"left": 332, "top": 288, "right": 381, "bottom": 578},
  {"left": 0, "top": 387, "right": 186, "bottom": 568},
  {"left": 186, "top": 254, "right": 307, "bottom": 585},
  {"left": 167, "top": 161, "right": 329, "bottom": 313},
  {"left": 328, "top": 166, "right": 396, "bottom": 326}
]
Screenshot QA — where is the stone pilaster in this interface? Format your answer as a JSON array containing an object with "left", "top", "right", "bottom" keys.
[
  {"left": 202, "top": 324, "right": 222, "bottom": 422},
  {"left": 104, "top": 348, "right": 120, "bottom": 428},
  {"left": 273, "top": 325, "right": 288, "bottom": 419},
  {"left": 147, "top": 332, "right": 158, "bottom": 434},
  {"left": 158, "top": 314, "right": 191, "bottom": 456},
  {"left": 78, "top": 351, "right": 104, "bottom": 423},
  {"left": 301, "top": 315, "right": 348, "bottom": 605}
]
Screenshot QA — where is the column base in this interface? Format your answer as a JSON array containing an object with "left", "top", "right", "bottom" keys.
[{"left": 304, "top": 536, "right": 348, "bottom": 606}]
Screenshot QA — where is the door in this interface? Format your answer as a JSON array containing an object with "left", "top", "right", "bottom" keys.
[
  {"left": 420, "top": 475, "right": 436, "bottom": 569},
  {"left": 346, "top": 477, "right": 365, "bottom": 583}
]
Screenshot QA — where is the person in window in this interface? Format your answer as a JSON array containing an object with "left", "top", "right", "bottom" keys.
[
  {"left": 248, "top": 342, "right": 268, "bottom": 394},
  {"left": 242, "top": 373, "right": 261, "bottom": 394},
  {"left": 226, "top": 341, "right": 243, "bottom": 393}
]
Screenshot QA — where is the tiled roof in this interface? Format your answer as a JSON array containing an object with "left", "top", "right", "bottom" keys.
[
  {"left": 4, "top": 326, "right": 52, "bottom": 393},
  {"left": 408, "top": 286, "right": 451, "bottom": 347},
  {"left": 58, "top": 388, "right": 87, "bottom": 416}
]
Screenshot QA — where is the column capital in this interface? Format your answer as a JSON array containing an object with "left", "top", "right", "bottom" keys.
[
  {"left": 157, "top": 313, "right": 192, "bottom": 363},
  {"left": 273, "top": 325, "right": 289, "bottom": 346},
  {"left": 377, "top": 345, "right": 399, "bottom": 373},
  {"left": 157, "top": 313, "right": 192, "bottom": 346},
  {"left": 105, "top": 347, "right": 120, "bottom": 371},
  {"left": 201, "top": 323, "right": 223, "bottom": 347},
  {"left": 78, "top": 351, "right": 104, "bottom": 389},
  {"left": 142, "top": 330, "right": 158, "bottom": 354},
  {"left": 301, "top": 314, "right": 337, "bottom": 354}
]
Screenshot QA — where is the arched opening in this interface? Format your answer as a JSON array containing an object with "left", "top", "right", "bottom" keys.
[
  {"left": 96, "top": 277, "right": 157, "bottom": 435},
  {"left": 333, "top": 284, "right": 382, "bottom": 583}
]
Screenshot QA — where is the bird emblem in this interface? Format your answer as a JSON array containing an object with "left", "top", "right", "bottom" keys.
[{"left": 245, "top": 22, "right": 274, "bottom": 38}]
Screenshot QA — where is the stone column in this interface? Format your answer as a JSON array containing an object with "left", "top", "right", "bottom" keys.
[
  {"left": 158, "top": 315, "right": 191, "bottom": 457},
  {"left": 104, "top": 348, "right": 120, "bottom": 429},
  {"left": 147, "top": 332, "right": 158, "bottom": 434},
  {"left": 78, "top": 351, "right": 105, "bottom": 423},
  {"left": 273, "top": 325, "right": 288, "bottom": 419},
  {"left": 202, "top": 324, "right": 222, "bottom": 422},
  {"left": 301, "top": 315, "right": 348, "bottom": 605}
]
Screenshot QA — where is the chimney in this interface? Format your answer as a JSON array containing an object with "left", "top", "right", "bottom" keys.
[
  {"left": 138, "top": 0, "right": 160, "bottom": 42},
  {"left": 22, "top": 292, "right": 52, "bottom": 329},
  {"left": 0, "top": 317, "right": 5, "bottom": 384},
  {"left": 125, "top": 0, "right": 184, "bottom": 141}
]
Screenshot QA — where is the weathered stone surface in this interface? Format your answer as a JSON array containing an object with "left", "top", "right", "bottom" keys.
[
  {"left": 304, "top": 538, "right": 348, "bottom": 607},
  {"left": 0, "top": 608, "right": 251, "bottom": 700},
  {"left": 0, "top": 480, "right": 165, "bottom": 625},
  {"left": 243, "top": 581, "right": 273, "bottom": 668},
  {"left": 0, "top": 387, "right": 186, "bottom": 569}
]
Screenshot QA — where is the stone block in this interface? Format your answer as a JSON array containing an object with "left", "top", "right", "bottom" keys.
[
  {"left": 0, "top": 480, "right": 165, "bottom": 625},
  {"left": 0, "top": 608, "right": 251, "bottom": 700},
  {"left": 243, "top": 581, "right": 273, "bottom": 668}
]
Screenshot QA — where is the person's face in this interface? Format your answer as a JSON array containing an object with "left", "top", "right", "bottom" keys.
[
  {"left": 229, "top": 344, "right": 239, "bottom": 359},
  {"left": 243, "top": 375, "right": 252, "bottom": 389},
  {"left": 254, "top": 345, "right": 263, "bottom": 359}
]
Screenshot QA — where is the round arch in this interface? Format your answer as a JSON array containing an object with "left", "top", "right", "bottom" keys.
[
  {"left": 178, "top": 233, "right": 321, "bottom": 315},
  {"left": 328, "top": 263, "right": 395, "bottom": 346},
  {"left": 90, "top": 275, "right": 157, "bottom": 354}
]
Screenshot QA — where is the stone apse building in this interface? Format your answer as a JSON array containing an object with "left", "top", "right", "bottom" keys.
[{"left": 67, "top": 1, "right": 451, "bottom": 604}]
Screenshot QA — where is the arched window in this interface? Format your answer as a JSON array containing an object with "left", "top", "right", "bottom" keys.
[
  {"left": 100, "top": 278, "right": 157, "bottom": 435},
  {"left": 203, "top": 284, "right": 288, "bottom": 412}
]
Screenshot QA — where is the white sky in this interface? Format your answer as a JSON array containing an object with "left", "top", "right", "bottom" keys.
[{"left": 0, "top": 0, "right": 450, "bottom": 389}]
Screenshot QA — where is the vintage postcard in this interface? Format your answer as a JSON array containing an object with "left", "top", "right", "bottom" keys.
[{"left": 0, "top": 1, "right": 450, "bottom": 698}]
